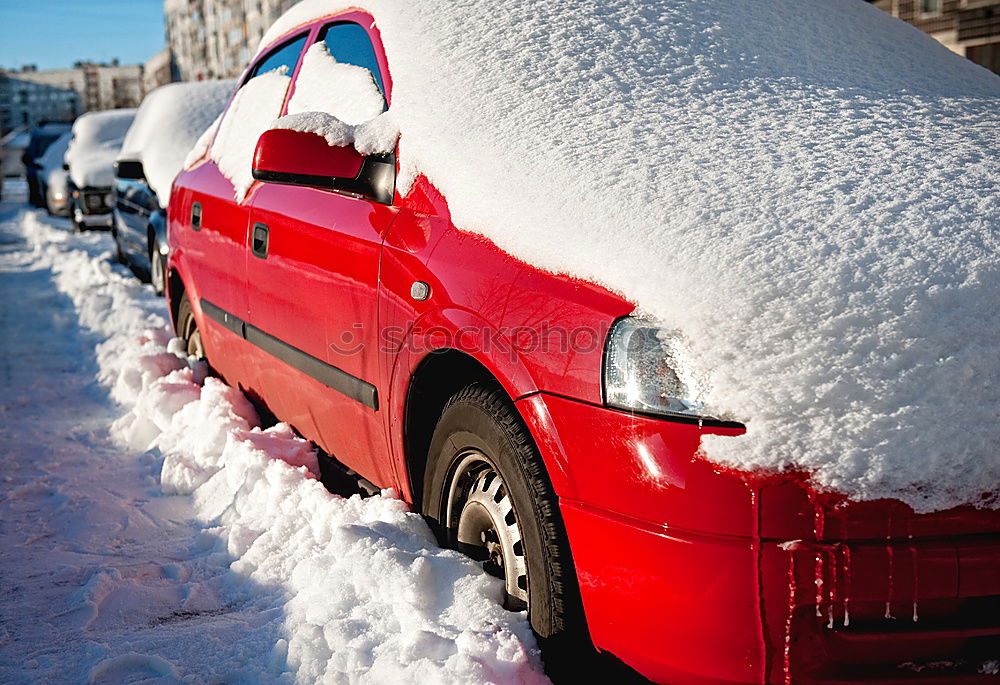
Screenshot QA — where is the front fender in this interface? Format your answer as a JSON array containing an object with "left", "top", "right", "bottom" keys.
[
  {"left": 384, "top": 304, "right": 584, "bottom": 501},
  {"left": 393, "top": 305, "right": 539, "bottom": 400}
]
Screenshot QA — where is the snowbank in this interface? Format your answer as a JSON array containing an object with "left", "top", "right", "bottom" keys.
[
  {"left": 23, "top": 214, "right": 546, "bottom": 684},
  {"left": 256, "top": 0, "right": 1000, "bottom": 512},
  {"left": 119, "top": 80, "right": 235, "bottom": 207},
  {"left": 65, "top": 109, "right": 136, "bottom": 188}
]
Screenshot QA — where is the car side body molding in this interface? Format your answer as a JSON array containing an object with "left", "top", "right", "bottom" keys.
[{"left": 200, "top": 298, "right": 379, "bottom": 410}]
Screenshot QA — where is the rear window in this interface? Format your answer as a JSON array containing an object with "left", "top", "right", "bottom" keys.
[{"left": 319, "top": 22, "right": 386, "bottom": 96}]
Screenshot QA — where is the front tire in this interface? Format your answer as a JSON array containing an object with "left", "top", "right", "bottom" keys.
[
  {"left": 176, "top": 293, "right": 204, "bottom": 359},
  {"left": 422, "top": 382, "right": 586, "bottom": 655},
  {"left": 149, "top": 238, "right": 165, "bottom": 296}
]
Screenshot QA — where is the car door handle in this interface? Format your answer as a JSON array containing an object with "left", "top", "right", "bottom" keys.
[
  {"left": 251, "top": 222, "right": 269, "bottom": 259},
  {"left": 191, "top": 201, "right": 202, "bottom": 231}
]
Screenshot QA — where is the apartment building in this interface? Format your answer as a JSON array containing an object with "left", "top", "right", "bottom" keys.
[
  {"left": 144, "top": 49, "right": 181, "bottom": 94},
  {"left": 0, "top": 60, "right": 145, "bottom": 132},
  {"left": 165, "top": 0, "right": 301, "bottom": 80},
  {"left": 0, "top": 72, "right": 80, "bottom": 133},
  {"left": 869, "top": 0, "right": 1000, "bottom": 72}
]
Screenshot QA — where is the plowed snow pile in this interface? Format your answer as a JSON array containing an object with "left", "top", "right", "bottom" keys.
[
  {"left": 19, "top": 212, "right": 545, "bottom": 684},
  {"left": 256, "top": 0, "right": 1000, "bottom": 512}
]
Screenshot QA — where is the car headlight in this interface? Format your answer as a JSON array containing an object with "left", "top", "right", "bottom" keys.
[
  {"left": 104, "top": 193, "right": 113, "bottom": 206},
  {"left": 603, "top": 316, "right": 709, "bottom": 418}
]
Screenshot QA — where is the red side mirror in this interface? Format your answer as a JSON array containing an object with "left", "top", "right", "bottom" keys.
[
  {"left": 253, "top": 128, "right": 364, "bottom": 180},
  {"left": 252, "top": 128, "right": 395, "bottom": 204}
]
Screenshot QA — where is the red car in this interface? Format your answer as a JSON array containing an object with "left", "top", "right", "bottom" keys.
[{"left": 167, "top": 8, "right": 1000, "bottom": 684}]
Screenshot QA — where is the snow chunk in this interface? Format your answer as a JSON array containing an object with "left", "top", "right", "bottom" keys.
[
  {"left": 65, "top": 109, "right": 136, "bottom": 188},
  {"left": 269, "top": 110, "right": 397, "bottom": 156},
  {"left": 119, "top": 80, "right": 235, "bottom": 207},
  {"left": 210, "top": 70, "right": 290, "bottom": 202},
  {"left": 256, "top": 0, "right": 1000, "bottom": 513},
  {"left": 287, "top": 41, "right": 385, "bottom": 126}
]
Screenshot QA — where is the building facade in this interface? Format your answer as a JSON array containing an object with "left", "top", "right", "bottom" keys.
[
  {"left": 144, "top": 49, "right": 182, "bottom": 93},
  {"left": 165, "top": 0, "right": 302, "bottom": 80},
  {"left": 0, "top": 72, "right": 81, "bottom": 133},
  {"left": 869, "top": 0, "right": 1000, "bottom": 73},
  {"left": 0, "top": 61, "right": 145, "bottom": 135}
]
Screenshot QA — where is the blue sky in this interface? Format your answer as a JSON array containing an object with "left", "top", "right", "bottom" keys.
[{"left": 0, "top": 0, "right": 165, "bottom": 71}]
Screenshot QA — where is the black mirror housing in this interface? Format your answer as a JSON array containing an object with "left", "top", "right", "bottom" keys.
[{"left": 114, "top": 159, "right": 145, "bottom": 181}]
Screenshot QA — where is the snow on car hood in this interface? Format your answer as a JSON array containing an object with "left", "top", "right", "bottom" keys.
[
  {"left": 65, "top": 109, "right": 136, "bottom": 188},
  {"left": 259, "top": 0, "right": 1000, "bottom": 513},
  {"left": 120, "top": 80, "right": 235, "bottom": 207}
]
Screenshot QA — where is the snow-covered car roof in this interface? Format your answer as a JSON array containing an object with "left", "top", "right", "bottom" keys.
[
  {"left": 119, "top": 80, "right": 235, "bottom": 207},
  {"left": 37, "top": 131, "right": 71, "bottom": 175},
  {"left": 25, "top": 122, "right": 72, "bottom": 161},
  {"left": 253, "top": 0, "right": 1000, "bottom": 513},
  {"left": 65, "top": 109, "right": 136, "bottom": 189}
]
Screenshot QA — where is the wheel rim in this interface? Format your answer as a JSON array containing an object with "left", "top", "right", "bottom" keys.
[
  {"left": 183, "top": 314, "right": 204, "bottom": 359},
  {"left": 446, "top": 450, "right": 529, "bottom": 608}
]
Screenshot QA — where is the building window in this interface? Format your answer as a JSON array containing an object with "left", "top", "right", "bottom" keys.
[
  {"left": 966, "top": 42, "right": 1000, "bottom": 75},
  {"left": 920, "top": 0, "right": 942, "bottom": 15}
]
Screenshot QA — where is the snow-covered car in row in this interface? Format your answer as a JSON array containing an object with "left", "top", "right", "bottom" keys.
[
  {"left": 166, "top": 1, "right": 1000, "bottom": 682},
  {"left": 36, "top": 131, "right": 72, "bottom": 216},
  {"left": 64, "top": 109, "right": 135, "bottom": 232},
  {"left": 21, "top": 121, "right": 72, "bottom": 208},
  {"left": 112, "top": 80, "right": 234, "bottom": 294}
]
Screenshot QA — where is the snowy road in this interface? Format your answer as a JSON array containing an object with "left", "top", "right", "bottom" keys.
[{"left": 0, "top": 191, "right": 545, "bottom": 684}]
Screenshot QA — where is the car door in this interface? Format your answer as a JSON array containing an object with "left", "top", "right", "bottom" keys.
[
  {"left": 114, "top": 176, "right": 151, "bottom": 262},
  {"left": 181, "top": 33, "right": 308, "bottom": 388},
  {"left": 245, "top": 19, "right": 398, "bottom": 485}
]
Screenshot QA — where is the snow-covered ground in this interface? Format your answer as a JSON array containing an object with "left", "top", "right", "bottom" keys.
[{"left": 0, "top": 184, "right": 545, "bottom": 684}]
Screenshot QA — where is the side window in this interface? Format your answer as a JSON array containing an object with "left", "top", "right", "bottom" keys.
[
  {"left": 247, "top": 34, "right": 309, "bottom": 82},
  {"left": 210, "top": 33, "right": 308, "bottom": 201},
  {"left": 286, "top": 23, "right": 387, "bottom": 127},
  {"left": 319, "top": 22, "right": 386, "bottom": 97}
]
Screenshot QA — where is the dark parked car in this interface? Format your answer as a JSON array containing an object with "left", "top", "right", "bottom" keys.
[
  {"left": 22, "top": 122, "right": 72, "bottom": 207},
  {"left": 64, "top": 109, "right": 135, "bottom": 232},
  {"left": 113, "top": 81, "right": 233, "bottom": 294},
  {"left": 112, "top": 160, "right": 168, "bottom": 292}
]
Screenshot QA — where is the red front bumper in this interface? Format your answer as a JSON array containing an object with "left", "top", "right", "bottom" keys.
[{"left": 517, "top": 392, "right": 1000, "bottom": 684}]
